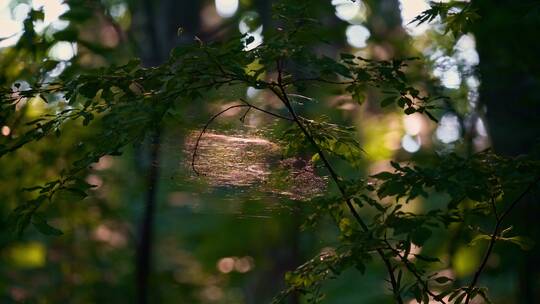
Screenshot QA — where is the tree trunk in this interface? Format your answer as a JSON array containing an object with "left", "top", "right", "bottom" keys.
[
  {"left": 131, "top": 1, "right": 200, "bottom": 303},
  {"left": 472, "top": 1, "right": 540, "bottom": 302}
]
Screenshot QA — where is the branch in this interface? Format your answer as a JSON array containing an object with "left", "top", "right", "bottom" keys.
[
  {"left": 384, "top": 240, "right": 447, "bottom": 304},
  {"left": 239, "top": 98, "right": 294, "bottom": 122},
  {"left": 191, "top": 104, "right": 249, "bottom": 175},
  {"left": 464, "top": 176, "right": 540, "bottom": 304},
  {"left": 271, "top": 59, "right": 404, "bottom": 304},
  {"left": 284, "top": 77, "right": 356, "bottom": 86}
]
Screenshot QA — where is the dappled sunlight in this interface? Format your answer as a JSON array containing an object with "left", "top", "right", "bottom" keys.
[
  {"left": 187, "top": 132, "right": 279, "bottom": 187},
  {"left": 185, "top": 131, "right": 326, "bottom": 200}
]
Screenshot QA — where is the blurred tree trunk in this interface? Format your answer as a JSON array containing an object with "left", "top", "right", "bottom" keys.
[
  {"left": 131, "top": 1, "right": 200, "bottom": 303},
  {"left": 473, "top": 0, "right": 540, "bottom": 156},
  {"left": 365, "top": 0, "right": 408, "bottom": 58},
  {"left": 472, "top": 1, "right": 540, "bottom": 303}
]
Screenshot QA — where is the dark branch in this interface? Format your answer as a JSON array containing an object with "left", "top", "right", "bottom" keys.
[
  {"left": 464, "top": 176, "right": 540, "bottom": 304},
  {"left": 271, "top": 58, "right": 404, "bottom": 304}
]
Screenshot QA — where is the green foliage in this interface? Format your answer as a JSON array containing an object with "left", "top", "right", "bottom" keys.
[
  {"left": 410, "top": 1, "right": 481, "bottom": 36},
  {"left": 0, "top": 0, "right": 538, "bottom": 303}
]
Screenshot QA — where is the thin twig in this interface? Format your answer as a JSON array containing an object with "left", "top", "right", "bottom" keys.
[
  {"left": 384, "top": 240, "right": 447, "bottom": 304},
  {"left": 191, "top": 104, "right": 249, "bottom": 175},
  {"left": 191, "top": 101, "right": 294, "bottom": 175},
  {"left": 464, "top": 176, "right": 539, "bottom": 304},
  {"left": 239, "top": 98, "right": 294, "bottom": 122},
  {"left": 489, "top": 196, "right": 499, "bottom": 221}
]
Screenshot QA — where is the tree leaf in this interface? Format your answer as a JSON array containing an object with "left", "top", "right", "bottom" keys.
[
  {"left": 414, "top": 254, "right": 440, "bottom": 263},
  {"left": 380, "top": 96, "right": 396, "bottom": 107},
  {"left": 504, "top": 236, "right": 535, "bottom": 251},
  {"left": 434, "top": 276, "right": 453, "bottom": 284},
  {"left": 32, "top": 213, "right": 63, "bottom": 236}
]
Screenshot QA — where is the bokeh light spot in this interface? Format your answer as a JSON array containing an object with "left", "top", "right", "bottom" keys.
[
  {"left": 436, "top": 114, "right": 461, "bottom": 144},
  {"left": 332, "top": 0, "right": 365, "bottom": 22},
  {"left": 48, "top": 41, "right": 77, "bottom": 61},
  {"left": 401, "top": 134, "right": 421, "bottom": 153},
  {"left": 215, "top": 0, "right": 238, "bottom": 18},
  {"left": 346, "top": 24, "right": 370, "bottom": 48},
  {"left": 1, "top": 125, "right": 11, "bottom": 136},
  {"left": 217, "top": 257, "right": 235, "bottom": 273}
]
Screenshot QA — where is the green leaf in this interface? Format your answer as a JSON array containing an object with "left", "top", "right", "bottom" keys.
[
  {"left": 371, "top": 171, "right": 394, "bottom": 180},
  {"left": 505, "top": 236, "right": 535, "bottom": 251},
  {"left": 380, "top": 96, "right": 397, "bottom": 107},
  {"left": 448, "top": 290, "right": 463, "bottom": 302},
  {"left": 54, "top": 187, "right": 87, "bottom": 203},
  {"left": 414, "top": 254, "right": 440, "bottom": 263},
  {"left": 404, "top": 107, "right": 416, "bottom": 115},
  {"left": 245, "top": 36, "right": 255, "bottom": 45},
  {"left": 53, "top": 28, "right": 79, "bottom": 41},
  {"left": 469, "top": 234, "right": 491, "bottom": 247},
  {"left": 434, "top": 276, "right": 453, "bottom": 284},
  {"left": 422, "top": 290, "right": 429, "bottom": 304},
  {"left": 79, "top": 82, "right": 101, "bottom": 99},
  {"left": 434, "top": 289, "right": 454, "bottom": 301},
  {"left": 60, "top": 7, "right": 92, "bottom": 21},
  {"left": 411, "top": 226, "right": 432, "bottom": 246},
  {"left": 340, "top": 53, "right": 355, "bottom": 60},
  {"left": 42, "top": 60, "right": 59, "bottom": 71},
  {"left": 32, "top": 213, "right": 63, "bottom": 236},
  {"left": 454, "top": 292, "right": 467, "bottom": 304},
  {"left": 82, "top": 112, "right": 94, "bottom": 126},
  {"left": 477, "top": 288, "right": 493, "bottom": 304}
]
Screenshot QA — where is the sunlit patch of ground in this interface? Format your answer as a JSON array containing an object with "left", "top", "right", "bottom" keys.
[{"left": 184, "top": 131, "right": 327, "bottom": 200}]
